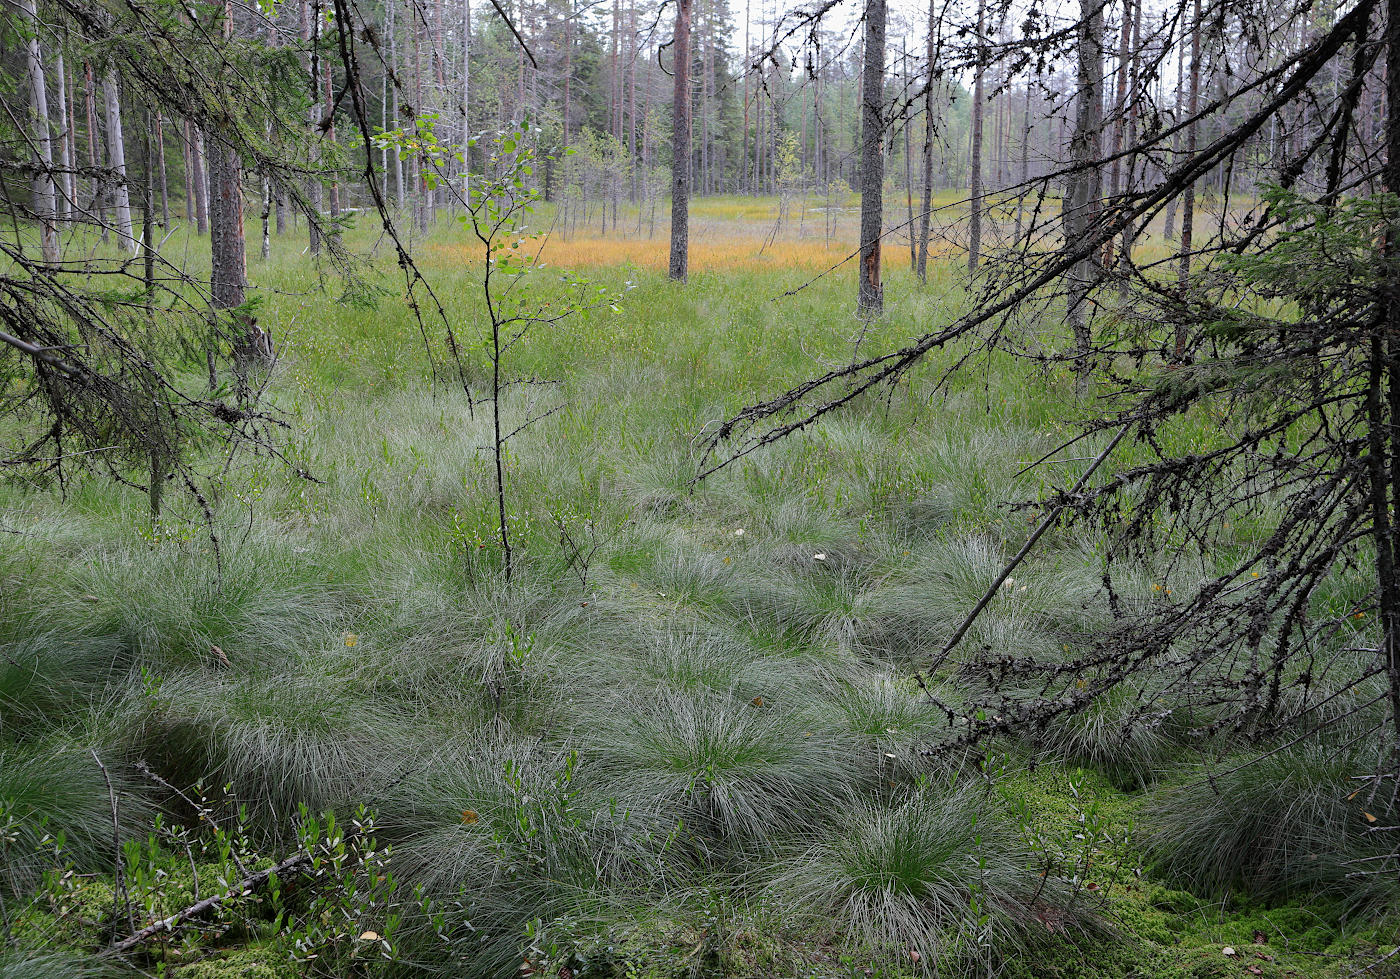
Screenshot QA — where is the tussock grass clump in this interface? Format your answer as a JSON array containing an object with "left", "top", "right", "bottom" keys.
[
  {"left": 587, "top": 689, "right": 858, "bottom": 848},
  {"left": 130, "top": 672, "right": 413, "bottom": 829},
  {"left": 822, "top": 673, "right": 963, "bottom": 782},
  {"left": 1032, "top": 683, "right": 1181, "bottom": 788},
  {"left": 1143, "top": 746, "right": 1399, "bottom": 912},
  {"left": 4, "top": 532, "right": 347, "bottom": 678},
  {"left": 0, "top": 747, "right": 144, "bottom": 895},
  {"left": 570, "top": 627, "right": 817, "bottom": 708},
  {"left": 774, "top": 784, "right": 1088, "bottom": 971},
  {"left": 0, "top": 951, "right": 127, "bottom": 979}
]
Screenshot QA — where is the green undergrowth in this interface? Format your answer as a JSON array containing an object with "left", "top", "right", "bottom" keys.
[{"left": 2, "top": 212, "right": 1396, "bottom": 976}]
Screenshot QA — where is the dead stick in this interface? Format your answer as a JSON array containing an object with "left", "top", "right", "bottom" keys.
[
  {"left": 110, "top": 849, "right": 311, "bottom": 954},
  {"left": 91, "top": 749, "right": 134, "bottom": 934},
  {"left": 927, "top": 423, "right": 1132, "bottom": 677}
]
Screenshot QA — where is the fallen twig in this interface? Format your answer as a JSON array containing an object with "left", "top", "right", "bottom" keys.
[{"left": 109, "top": 849, "right": 311, "bottom": 955}]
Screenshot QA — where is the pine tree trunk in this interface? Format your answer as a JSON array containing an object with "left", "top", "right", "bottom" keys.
[
  {"left": 181, "top": 121, "right": 194, "bottom": 224},
  {"left": 1103, "top": 0, "right": 1133, "bottom": 268},
  {"left": 967, "top": 0, "right": 985, "bottom": 274},
  {"left": 303, "top": 0, "right": 324, "bottom": 254},
  {"left": 916, "top": 0, "right": 937, "bottom": 283},
  {"left": 856, "top": 0, "right": 886, "bottom": 315},
  {"left": 668, "top": 0, "right": 692, "bottom": 281},
  {"left": 1175, "top": 0, "right": 1201, "bottom": 359},
  {"left": 156, "top": 110, "right": 169, "bottom": 229},
  {"left": 467, "top": 0, "right": 478, "bottom": 196},
  {"left": 323, "top": 60, "right": 341, "bottom": 219},
  {"left": 1163, "top": 28, "right": 1185, "bottom": 241},
  {"left": 903, "top": 40, "right": 916, "bottom": 271},
  {"left": 1065, "top": 0, "right": 1104, "bottom": 383},
  {"left": 85, "top": 62, "right": 105, "bottom": 234},
  {"left": 1014, "top": 73, "right": 1032, "bottom": 244},
  {"left": 208, "top": 140, "right": 246, "bottom": 312},
  {"left": 1117, "top": 0, "right": 1143, "bottom": 282},
  {"left": 210, "top": 3, "right": 266, "bottom": 374}
]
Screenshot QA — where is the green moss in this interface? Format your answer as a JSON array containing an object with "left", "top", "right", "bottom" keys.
[{"left": 170, "top": 945, "right": 297, "bottom": 979}]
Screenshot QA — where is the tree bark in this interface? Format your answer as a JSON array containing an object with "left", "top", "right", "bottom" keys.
[
  {"left": 190, "top": 124, "right": 210, "bottom": 235},
  {"left": 668, "top": 0, "right": 692, "bottom": 281},
  {"left": 903, "top": 39, "right": 916, "bottom": 271},
  {"left": 84, "top": 62, "right": 106, "bottom": 237},
  {"left": 209, "top": 2, "right": 268, "bottom": 373},
  {"left": 20, "top": 0, "right": 58, "bottom": 263},
  {"left": 916, "top": 0, "right": 937, "bottom": 283},
  {"left": 53, "top": 50, "right": 73, "bottom": 225},
  {"left": 1014, "top": 71, "right": 1033, "bottom": 244},
  {"left": 208, "top": 143, "right": 247, "bottom": 312},
  {"left": 857, "top": 0, "right": 886, "bottom": 315},
  {"left": 967, "top": 0, "right": 986, "bottom": 274},
  {"left": 102, "top": 69, "right": 136, "bottom": 253},
  {"left": 1175, "top": 0, "right": 1201, "bottom": 359},
  {"left": 303, "top": 0, "right": 324, "bottom": 253},
  {"left": 1064, "top": 0, "right": 1104, "bottom": 381},
  {"left": 155, "top": 110, "right": 169, "bottom": 229}
]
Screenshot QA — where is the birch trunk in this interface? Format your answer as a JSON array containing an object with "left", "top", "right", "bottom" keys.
[{"left": 103, "top": 69, "right": 136, "bottom": 253}]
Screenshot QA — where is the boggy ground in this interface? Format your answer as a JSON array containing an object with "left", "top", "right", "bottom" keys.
[{"left": 1, "top": 199, "right": 1396, "bottom": 978}]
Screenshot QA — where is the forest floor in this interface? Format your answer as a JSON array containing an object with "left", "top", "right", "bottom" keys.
[{"left": 2, "top": 197, "right": 1397, "bottom": 978}]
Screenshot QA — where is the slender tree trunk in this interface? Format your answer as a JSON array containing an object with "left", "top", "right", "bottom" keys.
[
  {"left": 210, "top": 2, "right": 267, "bottom": 375},
  {"left": 1116, "top": 0, "right": 1143, "bottom": 282},
  {"left": 742, "top": 0, "right": 751, "bottom": 193},
  {"left": 462, "top": 0, "right": 471, "bottom": 197},
  {"left": 103, "top": 69, "right": 136, "bottom": 253},
  {"left": 1065, "top": 0, "right": 1104, "bottom": 383},
  {"left": 303, "top": 0, "right": 323, "bottom": 253},
  {"left": 916, "top": 0, "right": 937, "bottom": 282},
  {"left": 323, "top": 59, "right": 341, "bottom": 218},
  {"left": 1014, "top": 73, "right": 1032, "bottom": 244},
  {"left": 968, "top": 0, "right": 986, "bottom": 274},
  {"left": 1103, "top": 0, "right": 1133, "bottom": 268},
  {"left": 1163, "top": 26, "right": 1185, "bottom": 240},
  {"left": 668, "top": 0, "right": 692, "bottom": 281},
  {"left": 140, "top": 108, "right": 155, "bottom": 294},
  {"left": 856, "top": 0, "right": 886, "bottom": 315},
  {"left": 85, "top": 63, "right": 110, "bottom": 241},
  {"left": 53, "top": 51, "right": 73, "bottom": 224},
  {"left": 181, "top": 121, "right": 194, "bottom": 224},
  {"left": 628, "top": 2, "right": 638, "bottom": 202},
  {"left": 191, "top": 124, "right": 210, "bottom": 235},
  {"left": 903, "top": 40, "right": 916, "bottom": 271},
  {"left": 20, "top": 0, "right": 58, "bottom": 263},
  {"left": 412, "top": 0, "right": 428, "bottom": 233},
  {"left": 1175, "top": 0, "right": 1201, "bottom": 359},
  {"left": 155, "top": 110, "right": 169, "bottom": 228}
]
